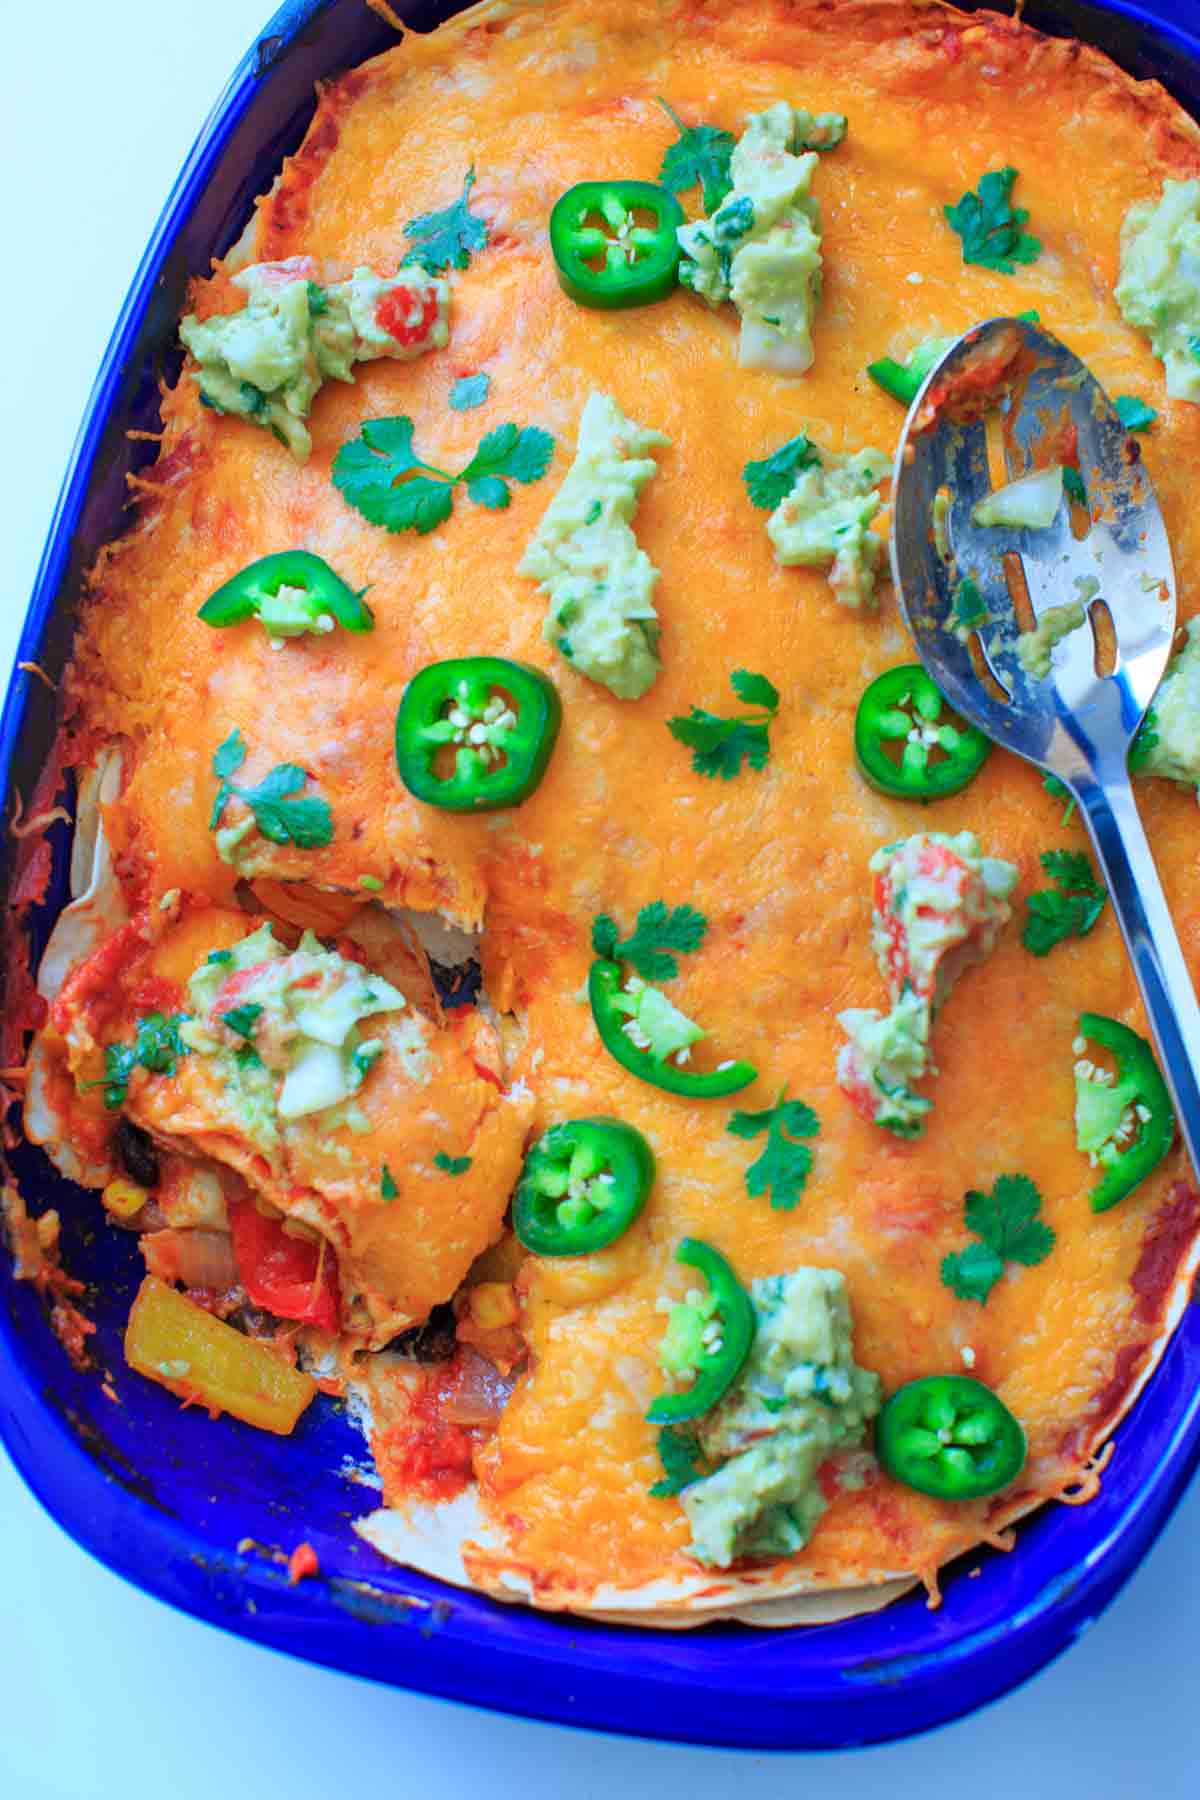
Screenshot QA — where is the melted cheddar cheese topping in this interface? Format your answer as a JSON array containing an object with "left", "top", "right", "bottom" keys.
[{"left": 39, "top": 0, "right": 1200, "bottom": 1608}]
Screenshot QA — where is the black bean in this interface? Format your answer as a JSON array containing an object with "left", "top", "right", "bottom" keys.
[
  {"left": 115, "top": 1118, "right": 160, "bottom": 1189},
  {"left": 387, "top": 1301, "right": 457, "bottom": 1362},
  {"left": 431, "top": 958, "right": 481, "bottom": 1010}
]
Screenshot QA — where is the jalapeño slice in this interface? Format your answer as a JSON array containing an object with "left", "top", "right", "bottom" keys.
[
  {"left": 588, "top": 959, "right": 757, "bottom": 1099},
  {"left": 199, "top": 550, "right": 373, "bottom": 635},
  {"left": 647, "top": 1239, "right": 756, "bottom": 1424},
  {"left": 876, "top": 1374, "right": 1026, "bottom": 1500},
  {"left": 513, "top": 1117, "right": 655, "bottom": 1257},
  {"left": 550, "top": 180, "right": 685, "bottom": 310},
  {"left": 855, "top": 665, "right": 991, "bottom": 800},
  {"left": 1076, "top": 1012, "right": 1175, "bottom": 1213},
  {"left": 395, "top": 656, "right": 562, "bottom": 812}
]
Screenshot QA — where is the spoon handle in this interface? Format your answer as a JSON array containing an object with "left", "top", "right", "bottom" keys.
[{"left": 1076, "top": 773, "right": 1200, "bottom": 1183}]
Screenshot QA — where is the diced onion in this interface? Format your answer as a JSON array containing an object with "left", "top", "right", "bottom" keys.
[
  {"left": 440, "top": 1348, "right": 515, "bottom": 1426},
  {"left": 141, "top": 1228, "right": 238, "bottom": 1293},
  {"left": 971, "top": 465, "right": 1064, "bottom": 531}
]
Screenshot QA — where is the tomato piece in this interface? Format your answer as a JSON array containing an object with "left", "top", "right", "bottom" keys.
[
  {"left": 229, "top": 1198, "right": 340, "bottom": 1331},
  {"left": 374, "top": 283, "right": 441, "bottom": 347}
]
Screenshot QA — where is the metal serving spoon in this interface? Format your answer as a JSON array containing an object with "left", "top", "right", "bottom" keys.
[{"left": 890, "top": 315, "right": 1200, "bottom": 1179}]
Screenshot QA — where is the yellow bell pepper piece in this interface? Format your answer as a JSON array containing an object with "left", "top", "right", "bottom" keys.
[{"left": 124, "top": 1276, "right": 316, "bottom": 1435}]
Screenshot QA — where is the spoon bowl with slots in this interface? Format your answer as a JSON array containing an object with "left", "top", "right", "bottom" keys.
[{"left": 890, "top": 314, "right": 1200, "bottom": 1181}]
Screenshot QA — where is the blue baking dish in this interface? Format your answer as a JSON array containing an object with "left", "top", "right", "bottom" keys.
[{"left": 4, "top": 0, "right": 1200, "bottom": 1751}]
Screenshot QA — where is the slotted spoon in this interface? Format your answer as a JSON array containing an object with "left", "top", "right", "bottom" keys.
[{"left": 891, "top": 314, "right": 1200, "bottom": 1179}]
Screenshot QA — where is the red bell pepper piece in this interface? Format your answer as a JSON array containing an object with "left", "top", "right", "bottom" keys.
[{"left": 229, "top": 1198, "right": 340, "bottom": 1331}]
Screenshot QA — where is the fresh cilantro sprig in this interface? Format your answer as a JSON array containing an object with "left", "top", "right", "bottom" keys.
[
  {"left": 1115, "top": 396, "right": 1157, "bottom": 433},
  {"left": 727, "top": 1089, "right": 819, "bottom": 1212},
  {"left": 434, "top": 1152, "right": 472, "bottom": 1175},
  {"left": 88, "top": 1012, "right": 190, "bottom": 1110},
  {"left": 381, "top": 1166, "right": 398, "bottom": 1201},
  {"left": 668, "top": 670, "right": 780, "bottom": 780},
  {"left": 591, "top": 902, "right": 708, "bottom": 980},
  {"left": 657, "top": 99, "right": 735, "bottom": 212},
  {"left": 944, "top": 167, "right": 1042, "bottom": 274},
  {"left": 449, "top": 373, "right": 490, "bottom": 412},
  {"left": 941, "top": 1173, "right": 1056, "bottom": 1303},
  {"left": 210, "top": 730, "right": 334, "bottom": 849},
  {"left": 332, "top": 416, "right": 554, "bottom": 535},
  {"left": 743, "top": 434, "right": 820, "bottom": 510},
  {"left": 649, "top": 1423, "right": 710, "bottom": 1497},
  {"left": 1021, "top": 849, "right": 1106, "bottom": 956},
  {"left": 401, "top": 167, "right": 488, "bottom": 275}
]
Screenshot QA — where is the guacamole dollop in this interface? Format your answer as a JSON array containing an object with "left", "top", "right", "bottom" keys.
[
  {"left": 1015, "top": 598, "right": 1086, "bottom": 679},
  {"left": 181, "top": 924, "right": 413, "bottom": 1144},
  {"left": 1135, "top": 617, "right": 1200, "bottom": 792},
  {"left": 1115, "top": 180, "right": 1200, "bottom": 402},
  {"left": 680, "top": 1268, "right": 882, "bottom": 1568},
  {"left": 519, "top": 391, "right": 669, "bottom": 700},
  {"left": 837, "top": 831, "right": 1018, "bottom": 1137},
  {"left": 180, "top": 262, "right": 450, "bottom": 462},
  {"left": 766, "top": 446, "right": 889, "bottom": 609},
  {"left": 677, "top": 102, "right": 836, "bottom": 373}
]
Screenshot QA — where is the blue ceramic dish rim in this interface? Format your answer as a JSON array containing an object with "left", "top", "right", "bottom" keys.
[{"left": 4, "top": 0, "right": 1200, "bottom": 1752}]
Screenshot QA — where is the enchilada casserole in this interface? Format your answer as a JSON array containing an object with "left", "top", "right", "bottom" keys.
[{"left": 8, "top": 0, "right": 1200, "bottom": 1625}]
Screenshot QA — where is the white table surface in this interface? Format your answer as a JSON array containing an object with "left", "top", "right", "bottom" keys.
[{"left": 4, "top": 3, "right": 1200, "bottom": 1792}]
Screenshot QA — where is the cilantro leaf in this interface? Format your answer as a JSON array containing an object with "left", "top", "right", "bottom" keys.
[
  {"left": 941, "top": 1171, "right": 1055, "bottom": 1303},
  {"left": 89, "top": 1012, "right": 190, "bottom": 1109},
  {"left": 331, "top": 419, "right": 456, "bottom": 536},
  {"left": 944, "top": 166, "right": 1042, "bottom": 274},
  {"left": 1114, "top": 395, "right": 1157, "bottom": 433},
  {"left": 940, "top": 1240, "right": 1005, "bottom": 1304},
  {"left": 210, "top": 728, "right": 247, "bottom": 827},
  {"left": 648, "top": 1423, "right": 709, "bottom": 1498},
  {"left": 449, "top": 373, "right": 490, "bottom": 412},
  {"left": 591, "top": 914, "right": 619, "bottom": 961},
  {"left": 1129, "top": 706, "right": 1160, "bottom": 772},
  {"left": 212, "top": 728, "right": 247, "bottom": 781},
  {"left": 401, "top": 167, "right": 488, "bottom": 275},
  {"left": 333, "top": 416, "right": 553, "bottom": 534},
  {"left": 1042, "top": 770, "right": 1076, "bottom": 824},
  {"left": 668, "top": 668, "right": 780, "bottom": 780},
  {"left": 1021, "top": 848, "right": 1106, "bottom": 956},
  {"left": 234, "top": 765, "right": 334, "bottom": 849},
  {"left": 591, "top": 901, "right": 708, "bottom": 980},
  {"left": 727, "top": 1090, "right": 819, "bottom": 1212},
  {"left": 460, "top": 423, "right": 555, "bottom": 504},
  {"left": 729, "top": 669, "right": 780, "bottom": 710},
  {"left": 657, "top": 99, "right": 735, "bottom": 212},
  {"left": 964, "top": 1174, "right": 1056, "bottom": 1265},
  {"left": 434, "top": 1152, "right": 471, "bottom": 1175},
  {"left": 743, "top": 434, "right": 820, "bottom": 511},
  {"left": 1062, "top": 466, "right": 1087, "bottom": 507},
  {"left": 953, "top": 576, "right": 989, "bottom": 630},
  {"left": 221, "top": 1003, "right": 262, "bottom": 1040},
  {"left": 210, "top": 736, "right": 334, "bottom": 851},
  {"left": 381, "top": 1166, "right": 398, "bottom": 1201}
]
